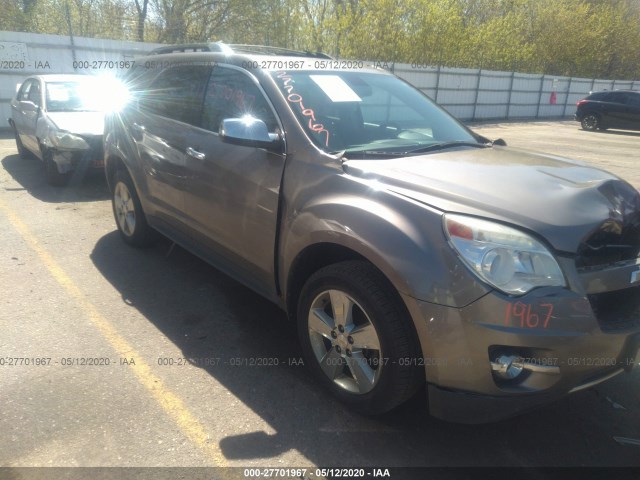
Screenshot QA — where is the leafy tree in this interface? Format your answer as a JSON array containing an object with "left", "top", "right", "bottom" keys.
[{"left": 2, "top": 0, "right": 639, "bottom": 79}]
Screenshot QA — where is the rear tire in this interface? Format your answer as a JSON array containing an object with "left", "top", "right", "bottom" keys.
[
  {"left": 581, "top": 113, "right": 600, "bottom": 131},
  {"left": 297, "top": 260, "right": 424, "bottom": 415},
  {"left": 112, "top": 169, "right": 155, "bottom": 247}
]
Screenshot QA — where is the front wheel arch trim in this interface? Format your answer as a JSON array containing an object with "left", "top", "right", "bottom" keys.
[{"left": 285, "top": 241, "right": 428, "bottom": 373}]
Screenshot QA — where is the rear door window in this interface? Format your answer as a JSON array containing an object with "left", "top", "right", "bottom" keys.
[
  {"left": 619, "top": 93, "right": 640, "bottom": 106},
  {"left": 604, "top": 92, "right": 628, "bottom": 104},
  {"left": 613, "top": 93, "right": 629, "bottom": 104},
  {"left": 627, "top": 93, "right": 640, "bottom": 107},
  {"left": 139, "top": 64, "right": 211, "bottom": 125}
]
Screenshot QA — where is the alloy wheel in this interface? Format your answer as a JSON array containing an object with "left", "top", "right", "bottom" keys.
[
  {"left": 114, "top": 181, "right": 137, "bottom": 237},
  {"left": 307, "top": 289, "right": 383, "bottom": 394},
  {"left": 582, "top": 114, "right": 599, "bottom": 131}
]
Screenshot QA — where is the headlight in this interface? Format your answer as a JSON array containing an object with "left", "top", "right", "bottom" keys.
[
  {"left": 443, "top": 213, "right": 565, "bottom": 295},
  {"left": 49, "top": 130, "right": 89, "bottom": 150}
]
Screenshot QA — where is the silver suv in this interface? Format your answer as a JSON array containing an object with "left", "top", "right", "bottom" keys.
[{"left": 104, "top": 43, "right": 640, "bottom": 423}]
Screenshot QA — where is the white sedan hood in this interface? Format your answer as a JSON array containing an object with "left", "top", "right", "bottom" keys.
[{"left": 46, "top": 112, "right": 105, "bottom": 136}]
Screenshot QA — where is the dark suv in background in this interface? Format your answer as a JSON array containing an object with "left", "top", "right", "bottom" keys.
[{"left": 575, "top": 90, "right": 640, "bottom": 132}]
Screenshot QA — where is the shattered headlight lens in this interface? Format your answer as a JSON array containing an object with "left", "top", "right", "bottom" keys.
[{"left": 49, "top": 130, "right": 89, "bottom": 150}]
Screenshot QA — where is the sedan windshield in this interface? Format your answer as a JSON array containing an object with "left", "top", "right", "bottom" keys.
[
  {"left": 45, "top": 81, "right": 102, "bottom": 112},
  {"left": 271, "top": 70, "right": 479, "bottom": 156}
]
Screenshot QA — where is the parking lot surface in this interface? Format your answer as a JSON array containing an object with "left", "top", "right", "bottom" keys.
[
  {"left": 1, "top": 120, "right": 639, "bottom": 472},
  {"left": 472, "top": 120, "right": 640, "bottom": 189}
]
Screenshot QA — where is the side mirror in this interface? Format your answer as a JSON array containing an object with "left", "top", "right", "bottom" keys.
[
  {"left": 492, "top": 138, "right": 507, "bottom": 146},
  {"left": 220, "top": 117, "right": 282, "bottom": 151},
  {"left": 21, "top": 101, "right": 39, "bottom": 113},
  {"left": 475, "top": 133, "right": 492, "bottom": 144}
]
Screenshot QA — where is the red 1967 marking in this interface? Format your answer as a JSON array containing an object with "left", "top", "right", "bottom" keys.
[{"left": 505, "top": 302, "right": 554, "bottom": 329}]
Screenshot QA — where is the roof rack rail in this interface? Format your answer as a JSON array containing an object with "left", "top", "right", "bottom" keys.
[
  {"left": 149, "top": 43, "right": 225, "bottom": 55},
  {"left": 227, "top": 44, "right": 332, "bottom": 59},
  {"left": 149, "top": 42, "right": 332, "bottom": 59}
]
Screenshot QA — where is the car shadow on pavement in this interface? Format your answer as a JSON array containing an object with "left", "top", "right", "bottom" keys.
[
  {"left": 1, "top": 153, "right": 109, "bottom": 203},
  {"left": 90, "top": 232, "right": 640, "bottom": 468},
  {"left": 597, "top": 130, "right": 640, "bottom": 137}
]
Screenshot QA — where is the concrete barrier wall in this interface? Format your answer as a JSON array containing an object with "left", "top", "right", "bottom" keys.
[
  {"left": 392, "top": 64, "right": 638, "bottom": 121},
  {"left": 0, "top": 31, "right": 162, "bottom": 129}
]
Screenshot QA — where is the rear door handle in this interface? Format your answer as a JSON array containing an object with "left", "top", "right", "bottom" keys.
[{"left": 186, "top": 147, "right": 206, "bottom": 160}]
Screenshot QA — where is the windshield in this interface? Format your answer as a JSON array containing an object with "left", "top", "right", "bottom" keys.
[
  {"left": 271, "top": 70, "right": 479, "bottom": 156},
  {"left": 45, "top": 80, "right": 103, "bottom": 112}
]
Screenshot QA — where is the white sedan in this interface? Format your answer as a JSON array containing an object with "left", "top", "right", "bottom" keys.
[{"left": 8, "top": 74, "right": 124, "bottom": 186}]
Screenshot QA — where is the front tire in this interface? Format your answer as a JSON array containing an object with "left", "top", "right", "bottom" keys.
[
  {"left": 11, "top": 124, "right": 27, "bottom": 159},
  {"left": 43, "top": 149, "right": 69, "bottom": 186},
  {"left": 581, "top": 113, "right": 600, "bottom": 131},
  {"left": 297, "top": 261, "right": 424, "bottom": 414},
  {"left": 112, "top": 169, "right": 155, "bottom": 247}
]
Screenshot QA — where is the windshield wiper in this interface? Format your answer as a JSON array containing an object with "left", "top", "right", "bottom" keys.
[
  {"left": 404, "top": 141, "right": 489, "bottom": 155},
  {"left": 339, "top": 150, "right": 407, "bottom": 159},
  {"left": 333, "top": 141, "right": 489, "bottom": 160}
]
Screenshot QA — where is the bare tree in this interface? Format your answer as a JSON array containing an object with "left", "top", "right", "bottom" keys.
[
  {"left": 135, "top": 0, "right": 149, "bottom": 41},
  {"left": 150, "top": 0, "right": 231, "bottom": 43}
]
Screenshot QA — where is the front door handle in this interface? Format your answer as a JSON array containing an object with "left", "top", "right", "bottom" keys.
[{"left": 186, "top": 147, "right": 206, "bottom": 160}]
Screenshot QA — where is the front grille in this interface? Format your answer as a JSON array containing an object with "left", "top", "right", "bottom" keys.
[
  {"left": 577, "top": 228, "right": 640, "bottom": 268},
  {"left": 588, "top": 285, "right": 640, "bottom": 332},
  {"left": 576, "top": 180, "right": 640, "bottom": 269}
]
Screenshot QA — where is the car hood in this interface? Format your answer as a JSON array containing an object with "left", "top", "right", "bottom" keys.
[
  {"left": 46, "top": 111, "right": 104, "bottom": 136},
  {"left": 342, "top": 146, "right": 640, "bottom": 254}
]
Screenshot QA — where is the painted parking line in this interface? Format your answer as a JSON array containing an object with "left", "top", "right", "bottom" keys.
[{"left": 0, "top": 198, "right": 228, "bottom": 467}]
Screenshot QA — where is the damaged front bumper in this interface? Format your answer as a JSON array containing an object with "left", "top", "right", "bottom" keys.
[
  {"left": 50, "top": 136, "right": 104, "bottom": 174},
  {"left": 402, "top": 258, "right": 640, "bottom": 423}
]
